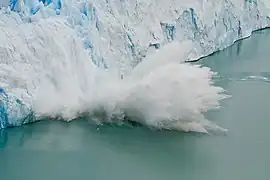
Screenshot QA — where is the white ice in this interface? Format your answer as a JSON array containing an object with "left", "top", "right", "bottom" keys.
[{"left": 1, "top": 0, "right": 269, "bottom": 132}]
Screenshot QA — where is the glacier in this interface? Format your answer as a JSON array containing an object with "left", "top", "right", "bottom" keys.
[
  {"left": 2, "top": 0, "right": 270, "bottom": 72},
  {"left": 0, "top": 0, "right": 269, "bottom": 132}
]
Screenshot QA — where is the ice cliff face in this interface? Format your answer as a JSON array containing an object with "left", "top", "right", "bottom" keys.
[
  {"left": 0, "top": 17, "right": 99, "bottom": 128},
  {"left": 0, "top": 0, "right": 270, "bottom": 129},
  {"left": 1, "top": 0, "right": 270, "bottom": 73},
  {"left": 74, "top": 0, "right": 270, "bottom": 72}
]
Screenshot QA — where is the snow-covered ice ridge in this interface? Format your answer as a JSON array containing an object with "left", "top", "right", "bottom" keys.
[
  {"left": 0, "top": 0, "right": 269, "bottom": 131},
  {"left": 2, "top": 0, "right": 270, "bottom": 72}
]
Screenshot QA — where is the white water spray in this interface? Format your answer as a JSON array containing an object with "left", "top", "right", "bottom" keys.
[{"left": 0, "top": 15, "right": 228, "bottom": 133}]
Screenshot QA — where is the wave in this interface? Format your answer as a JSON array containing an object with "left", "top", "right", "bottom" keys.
[
  {"left": 212, "top": 73, "right": 270, "bottom": 83},
  {"left": 0, "top": 16, "right": 229, "bottom": 133}
]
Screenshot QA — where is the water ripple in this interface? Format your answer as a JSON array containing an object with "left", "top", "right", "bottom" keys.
[{"left": 213, "top": 73, "right": 270, "bottom": 83}]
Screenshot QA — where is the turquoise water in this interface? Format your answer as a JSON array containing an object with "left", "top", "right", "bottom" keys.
[{"left": 1, "top": 30, "right": 270, "bottom": 180}]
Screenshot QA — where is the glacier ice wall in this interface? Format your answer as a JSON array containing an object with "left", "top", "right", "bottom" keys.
[
  {"left": 0, "top": 0, "right": 270, "bottom": 130},
  {"left": 54, "top": 0, "right": 270, "bottom": 74},
  {"left": 0, "top": 16, "right": 228, "bottom": 133},
  {"left": 0, "top": 17, "right": 100, "bottom": 128},
  {"left": 1, "top": 0, "right": 270, "bottom": 73}
]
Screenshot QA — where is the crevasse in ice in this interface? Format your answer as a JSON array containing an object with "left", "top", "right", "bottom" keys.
[{"left": 0, "top": 0, "right": 269, "bottom": 130}]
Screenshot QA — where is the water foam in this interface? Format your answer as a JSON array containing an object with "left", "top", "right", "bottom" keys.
[{"left": 0, "top": 16, "right": 228, "bottom": 133}]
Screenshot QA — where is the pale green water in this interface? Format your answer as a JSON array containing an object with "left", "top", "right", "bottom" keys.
[{"left": 1, "top": 30, "right": 270, "bottom": 180}]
